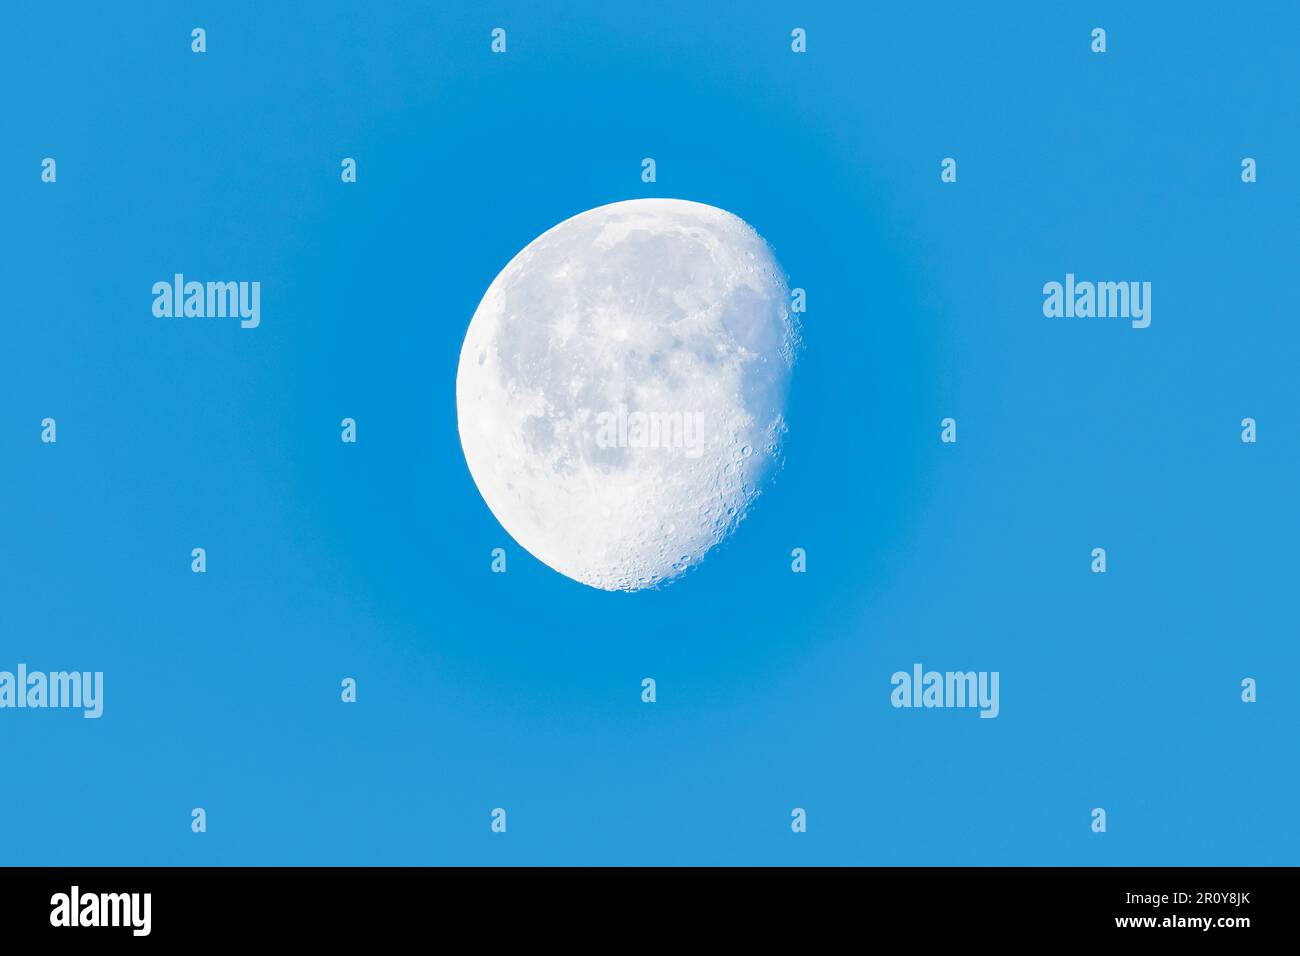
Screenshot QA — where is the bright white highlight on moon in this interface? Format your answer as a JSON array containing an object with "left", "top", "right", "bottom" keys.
[{"left": 456, "top": 198, "right": 799, "bottom": 591}]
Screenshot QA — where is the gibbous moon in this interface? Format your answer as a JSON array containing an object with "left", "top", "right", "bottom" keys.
[{"left": 456, "top": 198, "right": 799, "bottom": 591}]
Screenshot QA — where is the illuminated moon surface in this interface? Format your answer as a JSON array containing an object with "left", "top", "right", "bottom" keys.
[{"left": 456, "top": 198, "right": 799, "bottom": 591}]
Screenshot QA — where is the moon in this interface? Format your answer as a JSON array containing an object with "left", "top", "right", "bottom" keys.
[{"left": 456, "top": 198, "right": 799, "bottom": 591}]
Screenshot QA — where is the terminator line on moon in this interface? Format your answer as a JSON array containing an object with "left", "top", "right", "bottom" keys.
[{"left": 456, "top": 198, "right": 800, "bottom": 591}]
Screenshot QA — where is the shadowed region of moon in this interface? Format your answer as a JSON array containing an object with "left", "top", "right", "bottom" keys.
[{"left": 456, "top": 198, "right": 800, "bottom": 591}]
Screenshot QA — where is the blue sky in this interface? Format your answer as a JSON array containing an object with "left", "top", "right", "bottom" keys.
[{"left": 1, "top": 1, "right": 1296, "bottom": 864}]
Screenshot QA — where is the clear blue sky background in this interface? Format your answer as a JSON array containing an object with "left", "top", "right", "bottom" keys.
[{"left": 2, "top": 1, "right": 1296, "bottom": 865}]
